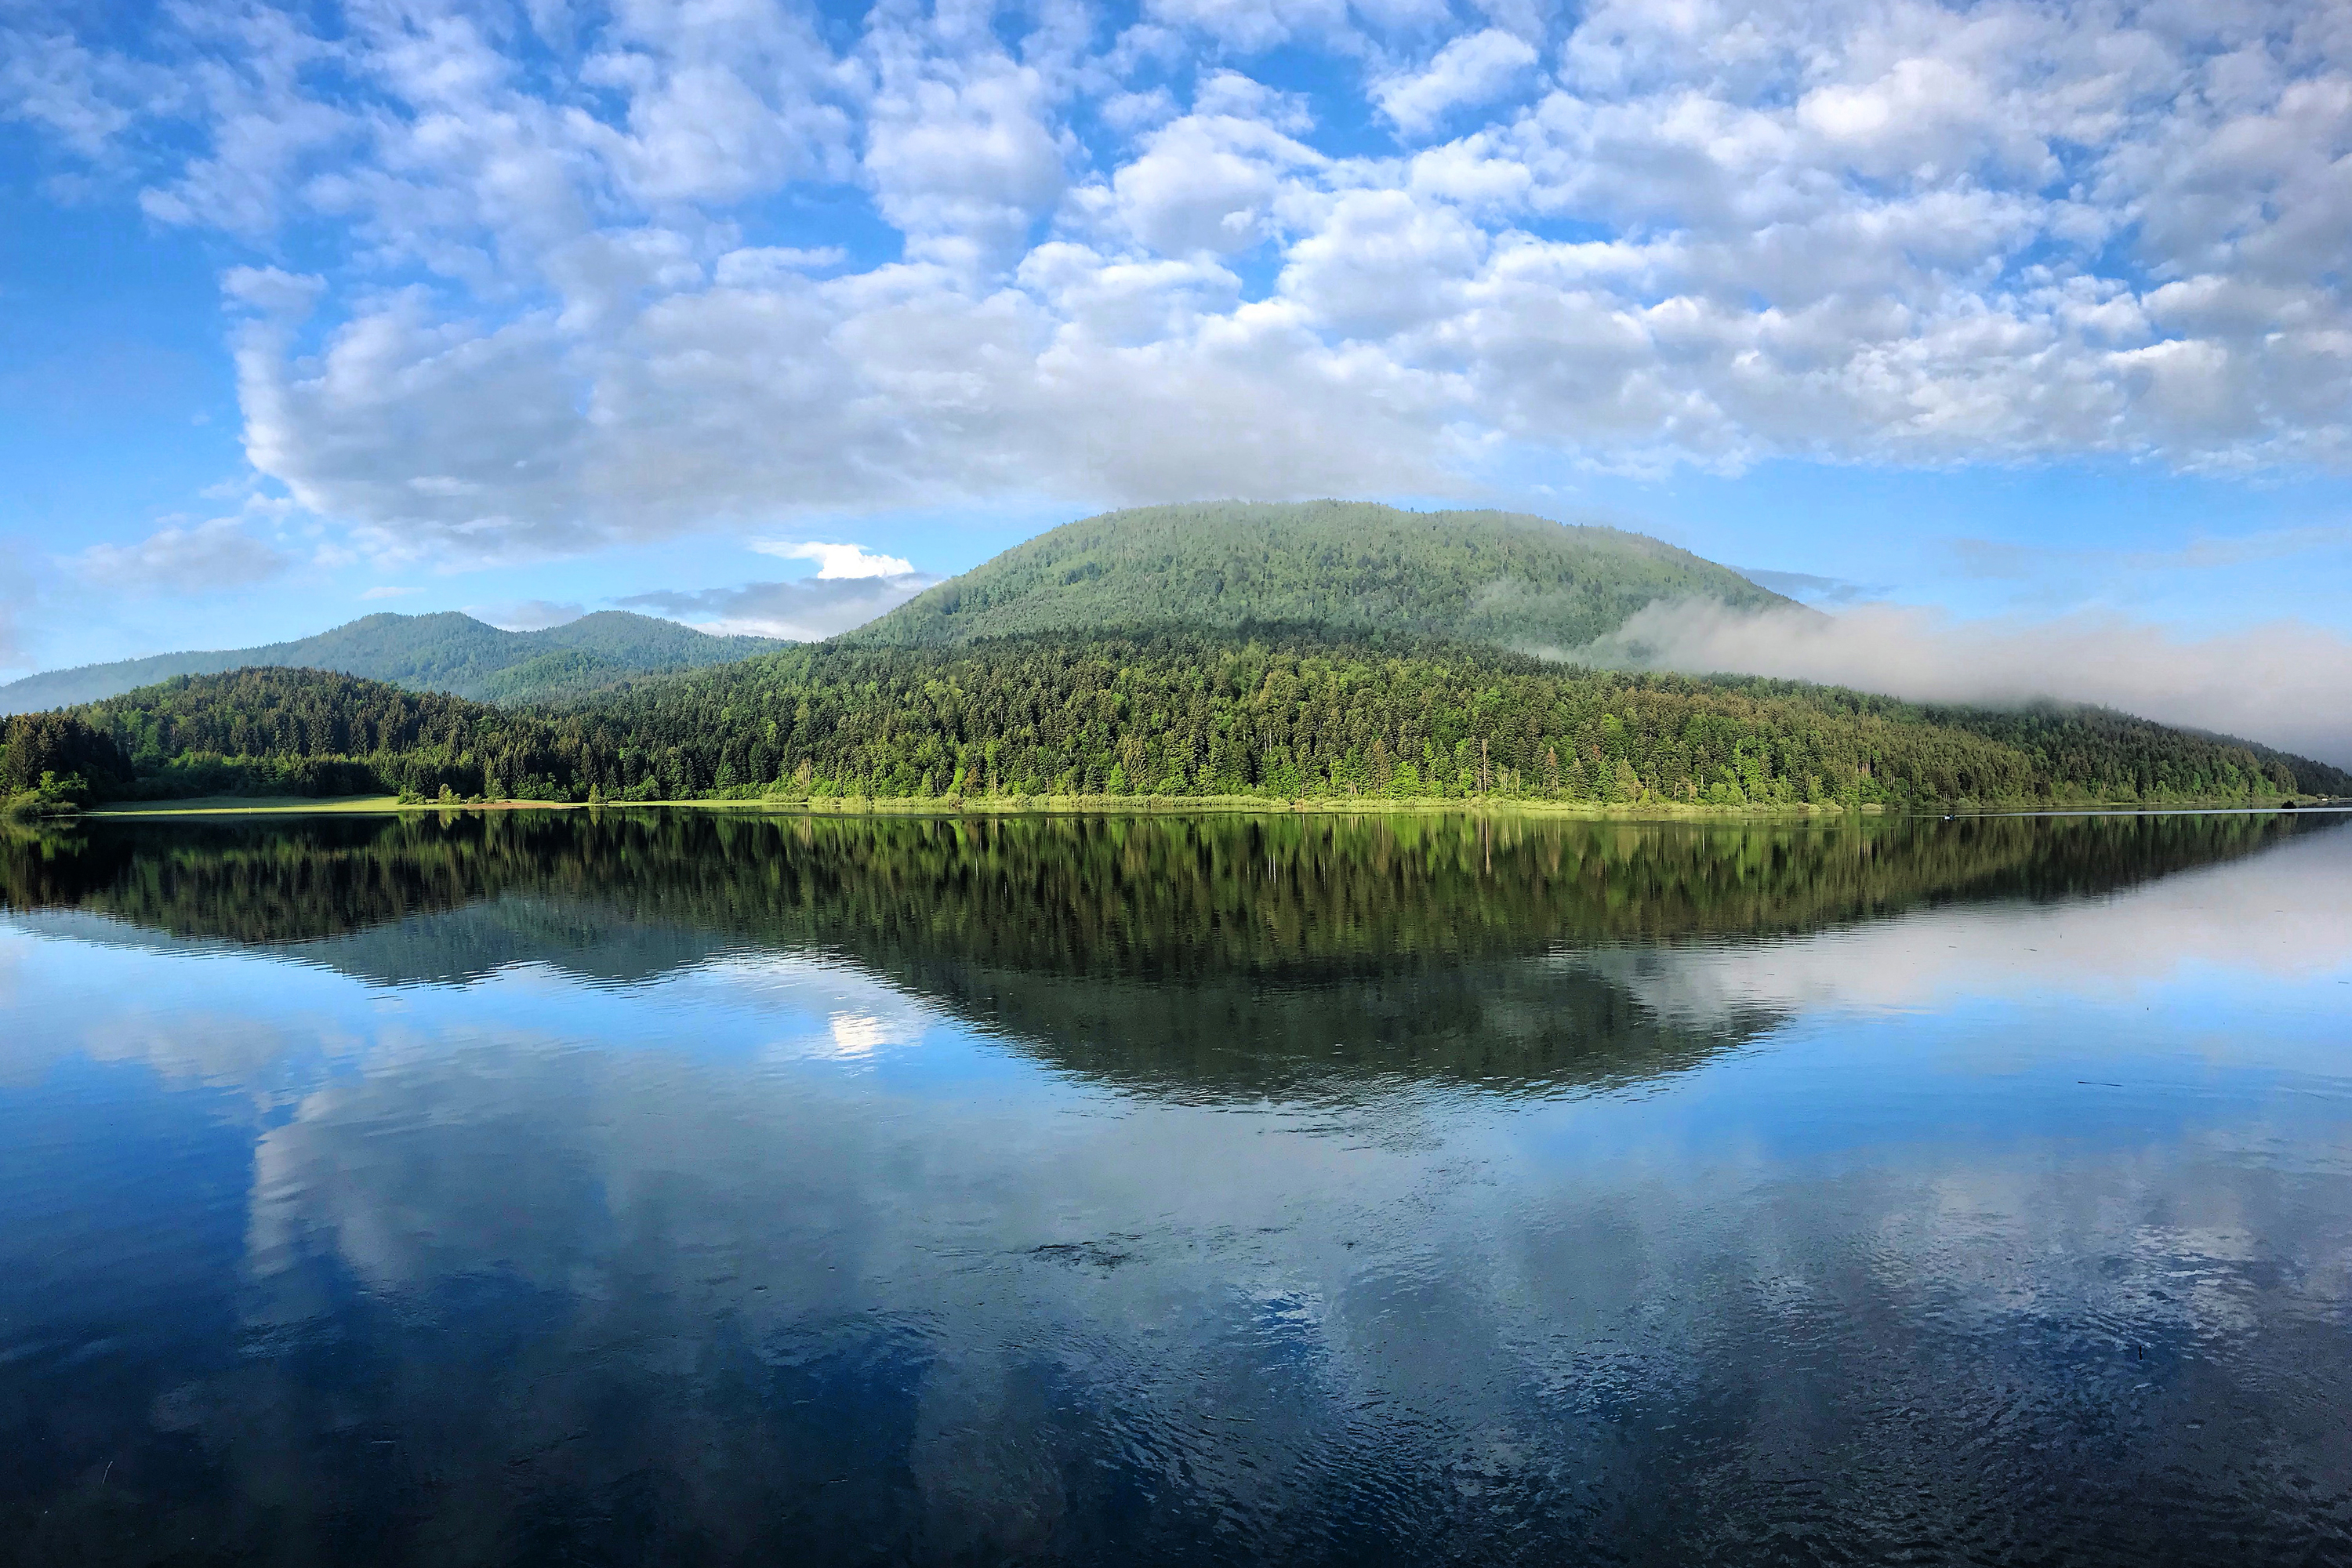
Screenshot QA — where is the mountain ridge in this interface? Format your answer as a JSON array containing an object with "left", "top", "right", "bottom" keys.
[
  {"left": 0, "top": 610, "right": 785, "bottom": 713},
  {"left": 846, "top": 501, "right": 1798, "bottom": 650},
  {"left": 4, "top": 503, "right": 1796, "bottom": 715}
]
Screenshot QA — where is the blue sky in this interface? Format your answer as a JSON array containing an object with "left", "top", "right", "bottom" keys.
[{"left": 2, "top": 0, "right": 2350, "bottom": 751}]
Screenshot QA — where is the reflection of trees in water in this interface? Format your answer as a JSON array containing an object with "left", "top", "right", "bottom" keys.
[
  {"left": 5, "top": 809, "right": 2327, "bottom": 961},
  {"left": 2, "top": 808, "right": 2336, "bottom": 1094}
]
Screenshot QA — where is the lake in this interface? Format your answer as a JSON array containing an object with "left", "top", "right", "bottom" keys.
[{"left": 2, "top": 808, "right": 2350, "bottom": 1565}]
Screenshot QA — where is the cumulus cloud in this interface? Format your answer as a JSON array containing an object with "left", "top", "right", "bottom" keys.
[
  {"left": 617, "top": 575, "right": 939, "bottom": 641},
  {"left": 1374, "top": 29, "right": 1540, "bottom": 138},
  {"left": 5, "top": 0, "right": 2351, "bottom": 564},
  {"left": 750, "top": 541, "right": 918, "bottom": 578},
  {"left": 1578, "top": 599, "right": 2352, "bottom": 768},
  {"left": 66, "top": 517, "right": 291, "bottom": 594}
]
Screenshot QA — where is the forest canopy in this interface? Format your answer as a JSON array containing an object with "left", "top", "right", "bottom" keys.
[
  {"left": 45, "top": 628, "right": 2349, "bottom": 812},
  {"left": 849, "top": 500, "right": 1792, "bottom": 652}
]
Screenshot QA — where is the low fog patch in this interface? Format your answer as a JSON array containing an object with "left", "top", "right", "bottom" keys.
[{"left": 1566, "top": 599, "right": 2352, "bottom": 768}]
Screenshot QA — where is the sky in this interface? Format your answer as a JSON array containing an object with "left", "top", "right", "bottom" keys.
[{"left": 2, "top": 0, "right": 2350, "bottom": 751}]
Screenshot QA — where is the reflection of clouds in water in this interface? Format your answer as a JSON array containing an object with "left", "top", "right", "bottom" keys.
[
  {"left": 199, "top": 1011, "right": 2352, "bottom": 1555},
  {"left": 0, "top": 926, "right": 358, "bottom": 1103},
  {"left": 1578, "top": 821, "right": 2352, "bottom": 1025},
  {"left": 12, "top": 825, "right": 2352, "bottom": 1552},
  {"left": 681, "top": 950, "right": 942, "bottom": 1063},
  {"left": 826, "top": 1012, "right": 893, "bottom": 1057}
]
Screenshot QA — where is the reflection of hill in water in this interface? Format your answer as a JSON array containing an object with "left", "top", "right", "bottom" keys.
[
  {"left": 10, "top": 896, "right": 742, "bottom": 989},
  {"left": 908, "top": 953, "right": 1776, "bottom": 1099},
  {"left": 5, "top": 809, "right": 2336, "bottom": 1095}
]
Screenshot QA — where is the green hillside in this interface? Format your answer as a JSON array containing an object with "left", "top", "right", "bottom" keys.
[
  {"left": 0, "top": 610, "right": 782, "bottom": 713},
  {"left": 849, "top": 501, "right": 1794, "bottom": 650},
  {"left": 2, "top": 503, "right": 1779, "bottom": 714},
  {"left": 32, "top": 631, "right": 2347, "bottom": 813}
]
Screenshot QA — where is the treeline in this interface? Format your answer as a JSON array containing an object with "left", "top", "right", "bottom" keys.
[
  {"left": 1, "top": 710, "right": 133, "bottom": 814},
  {"left": 60, "top": 630, "right": 2352, "bottom": 809}
]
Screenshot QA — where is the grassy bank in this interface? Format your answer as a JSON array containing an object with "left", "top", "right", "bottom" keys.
[
  {"left": 79, "top": 789, "right": 2334, "bottom": 822},
  {"left": 86, "top": 794, "right": 413, "bottom": 816}
]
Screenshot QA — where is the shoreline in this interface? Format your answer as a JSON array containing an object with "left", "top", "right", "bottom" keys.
[{"left": 74, "top": 792, "right": 2343, "bottom": 823}]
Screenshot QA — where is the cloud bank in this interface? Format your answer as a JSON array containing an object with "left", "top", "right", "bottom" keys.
[
  {"left": 1583, "top": 600, "right": 2352, "bottom": 768},
  {"left": 618, "top": 575, "right": 939, "bottom": 641},
  {"left": 5, "top": 0, "right": 2349, "bottom": 562},
  {"left": 67, "top": 517, "right": 291, "bottom": 593}
]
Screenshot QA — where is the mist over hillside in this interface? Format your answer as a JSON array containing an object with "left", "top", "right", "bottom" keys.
[
  {"left": 13, "top": 499, "right": 2338, "bottom": 770},
  {"left": 1580, "top": 599, "right": 2352, "bottom": 771}
]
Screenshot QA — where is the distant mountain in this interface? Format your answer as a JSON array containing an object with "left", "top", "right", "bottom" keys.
[
  {"left": 847, "top": 501, "right": 1795, "bottom": 651},
  {"left": 0, "top": 611, "right": 784, "bottom": 713}
]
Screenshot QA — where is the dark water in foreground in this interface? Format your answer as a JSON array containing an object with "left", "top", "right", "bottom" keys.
[{"left": 3, "top": 808, "right": 2350, "bottom": 1566}]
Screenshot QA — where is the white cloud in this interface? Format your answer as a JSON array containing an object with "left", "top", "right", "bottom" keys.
[
  {"left": 1108, "top": 92, "right": 1325, "bottom": 256},
  {"left": 863, "top": 51, "right": 1067, "bottom": 268},
  {"left": 618, "top": 575, "right": 939, "bottom": 641},
  {"left": 712, "top": 246, "right": 848, "bottom": 285},
  {"left": 360, "top": 585, "right": 420, "bottom": 601},
  {"left": 1374, "top": 29, "right": 1540, "bottom": 138},
  {"left": 220, "top": 265, "right": 323, "bottom": 318},
  {"left": 1577, "top": 598, "right": 2352, "bottom": 768},
  {"left": 1142, "top": 0, "right": 1351, "bottom": 54},
  {"left": 751, "top": 541, "right": 919, "bottom": 579},
  {"left": 66, "top": 518, "right": 291, "bottom": 595},
  {"left": 6, "top": 0, "right": 2351, "bottom": 568},
  {"left": 0, "top": 24, "right": 149, "bottom": 158}
]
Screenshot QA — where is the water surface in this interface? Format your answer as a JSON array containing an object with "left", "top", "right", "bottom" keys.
[{"left": 3, "top": 809, "right": 2350, "bottom": 1565}]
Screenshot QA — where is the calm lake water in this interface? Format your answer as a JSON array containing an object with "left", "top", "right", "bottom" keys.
[{"left": 3, "top": 808, "right": 2350, "bottom": 1566}]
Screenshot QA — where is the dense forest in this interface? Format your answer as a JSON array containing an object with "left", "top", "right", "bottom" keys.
[
  {"left": 852, "top": 500, "right": 1791, "bottom": 651},
  {"left": 13, "top": 503, "right": 2339, "bottom": 817},
  {"left": 27, "top": 628, "right": 2346, "bottom": 812}
]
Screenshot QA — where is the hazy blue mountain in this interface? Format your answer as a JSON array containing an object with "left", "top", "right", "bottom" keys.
[
  {"left": 846, "top": 501, "right": 1797, "bottom": 651},
  {"left": 0, "top": 611, "right": 783, "bottom": 713}
]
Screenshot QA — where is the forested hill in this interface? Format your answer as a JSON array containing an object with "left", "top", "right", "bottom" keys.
[
  {"left": 29, "top": 631, "right": 2347, "bottom": 812},
  {"left": 848, "top": 502, "right": 1795, "bottom": 651},
  {"left": 4, "top": 503, "right": 1778, "bottom": 714},
  {"left": 0, "top": 611, "right": 784, "bottom": 713}
]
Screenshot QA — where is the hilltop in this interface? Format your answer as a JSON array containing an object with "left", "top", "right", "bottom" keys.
[
  {"left": 0, "top": 610, "right": 784, "bottom": 713},
  {"left": 848, "top": 501, "right": 1794, "bottom": 650},
  {"left": 2, "top": 505, "right": 1784, "bottom": 714}
]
